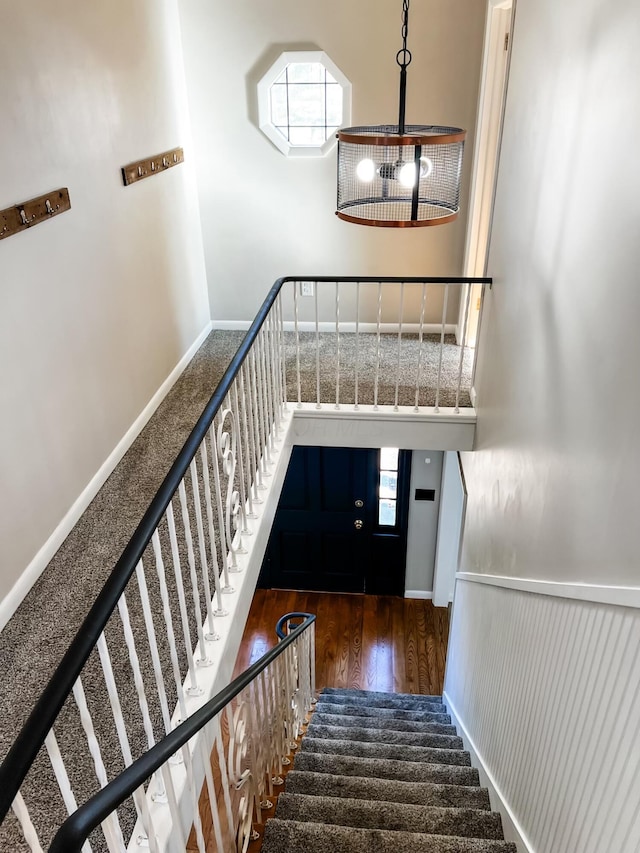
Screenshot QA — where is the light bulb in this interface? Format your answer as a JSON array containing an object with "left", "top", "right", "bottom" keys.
[
  {"left": 398, "top": 156, "right": 434, "bottom": 188},
  {"left": 355, "top": 158, "right": 376, "bottom": 183},
  {"left": 398, "top": 162, "right": 417, "bottom": 188}
]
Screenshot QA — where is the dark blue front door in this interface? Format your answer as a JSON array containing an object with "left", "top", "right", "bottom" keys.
[{"left": 259, "top": 446, "right": 410, "bottom": 595}]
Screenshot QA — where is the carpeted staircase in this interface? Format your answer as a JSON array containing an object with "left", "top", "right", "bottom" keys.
[{"left": 262, "top": 688, "right": 516, "bottom": 853}]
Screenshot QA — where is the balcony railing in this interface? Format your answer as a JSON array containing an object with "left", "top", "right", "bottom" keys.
[{"left": 0, "top": 275, "right": 489, "bottom": 852}]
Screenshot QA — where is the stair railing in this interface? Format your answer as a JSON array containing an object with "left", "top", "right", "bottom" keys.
[
  {"left": 0, "top": 277, "right": 289, "bottom": 852},
  {"left": 47, "top": 613, "right": 316, "bottom": 853},
  {"left": 0, "top": 275, "right": 490, "bottom": 853}
]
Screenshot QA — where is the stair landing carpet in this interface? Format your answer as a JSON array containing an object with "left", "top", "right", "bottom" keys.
[{"left": 262, "top": 688, "right": 515, "bottom": 853}]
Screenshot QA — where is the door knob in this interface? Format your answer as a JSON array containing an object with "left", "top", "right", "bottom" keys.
[{"left": 354, "top": 519, "right": 364, "bottom": 530}]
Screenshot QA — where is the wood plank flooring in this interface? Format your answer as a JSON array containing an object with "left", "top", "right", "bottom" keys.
[
  {"left": 234, "top": 589, "right": 449, "bottom": 694},
  {"left": 187, "top": 589, "right": 449, "bottom": 851}
]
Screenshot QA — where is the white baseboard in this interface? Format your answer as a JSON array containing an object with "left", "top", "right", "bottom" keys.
[
  {"left": 211, "top": 320, "right": 457, "bottom": 335},
  {"left": 0, "top": 321, "right": 213, "bottom": 634},
  {"left": 443, "top": 690, "right": 533, "bottom": 853},
  {"left": 404, "top": 590, "right": 433, "bottom": 600}
]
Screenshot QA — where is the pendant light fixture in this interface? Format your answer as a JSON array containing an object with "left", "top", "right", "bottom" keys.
[{"left": 336, "top": 0, "right": 466, "bottom": 228}]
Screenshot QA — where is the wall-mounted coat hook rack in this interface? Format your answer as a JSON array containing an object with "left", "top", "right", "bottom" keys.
[
  {"left": 121, "top": 147, "right": 184, "bottom": 186},
  {"left": 0, "top": 189, "right": 71, "bottom": 241}
]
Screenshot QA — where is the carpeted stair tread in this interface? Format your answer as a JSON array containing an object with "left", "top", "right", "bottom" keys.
[
  {"left": 262, "top": 820, "right": 518, "bottom": 853},
  {"left": 301, "top": 736, "right": 472, "bottom": 766},
  {"left": 316, "top": 692, "right": 445, "bottom": 712},
  {"left": 311, "top": 711, "right": 457, "bottom": 735},
  {"left": 321, "top": 688, "right": 443, "bottom": 702},
  {"left": 315, "top": 701, "right": 452, "bottom": 724},
  {"left": 285, "top": 770, "right": 491, "bottom": 809},
  {"left": 275, "top": 793, "right": 505, "bottom": 839},
  {"left": 293, "top": 751, "right": 480, "bottom": 786},
  {"left": 307, "top": 722, "right": 464, "bottom": 750}
]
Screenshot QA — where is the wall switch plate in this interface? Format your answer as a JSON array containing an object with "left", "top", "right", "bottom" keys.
[{"left": 300, "top": 281, "right": 314, "bottom": 297}]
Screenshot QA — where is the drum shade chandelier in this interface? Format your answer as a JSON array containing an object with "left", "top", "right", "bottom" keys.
[{"left": 336, "top": 0, "right": 466, "bottom": 228}]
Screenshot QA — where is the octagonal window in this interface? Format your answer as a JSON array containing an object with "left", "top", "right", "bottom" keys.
[{"left": 257, "top": 51, "right": 351, "bottom": 157}]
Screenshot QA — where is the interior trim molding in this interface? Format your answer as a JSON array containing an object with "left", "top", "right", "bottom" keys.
[
  {"left": 0, "top": 321, "right": 213, "bottom": 634},
  {"left": 443, "top": 690, "right": 532, "bottom": 853},
  {"left": 404, "top": 590, "right": 433, "bottom": 600},
  {"left": 456, "top": 571, "right": 640, "bottom": 609}
]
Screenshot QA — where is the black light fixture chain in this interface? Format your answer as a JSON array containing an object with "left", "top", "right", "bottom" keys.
[{"left": 396, "top": 0, "right": 411, "bottom": 133}]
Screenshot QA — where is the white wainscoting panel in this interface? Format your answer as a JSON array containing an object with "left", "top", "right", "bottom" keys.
[{"left": 445, "top": 578, "right": 640, "bottom": 853}]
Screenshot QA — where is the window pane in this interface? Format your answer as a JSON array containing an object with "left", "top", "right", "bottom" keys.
[
  {"left": 270, "top": 85, "right": 288, "bottom": 126},
  {"left": 379, "top": 471, "right": 397, "bottom": 499},
  {"left": 379, "top": 499, "right": 397, "bottom": 527},
  {"left": 326, "top": 84, "right": 343, "bottom": 126},
  {"left": 287, "top": 62, "right": 325, "bottom": 83},
  {"left": 288, "top": 83, "right": 325, "bottom": 127},
  {"left": 380, "top": 447, "right": 399, "bottom": 470}
]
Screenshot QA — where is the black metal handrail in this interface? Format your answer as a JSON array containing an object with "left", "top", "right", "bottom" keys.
[
  {"left": 0, "top": 274, "right": 491, "bottom": 825},
  {"left": 48, "top": 612, "right": 316, "bottom": 853},
  {"left": 275, "top": 611, "right": 315, "bottom": 640}
]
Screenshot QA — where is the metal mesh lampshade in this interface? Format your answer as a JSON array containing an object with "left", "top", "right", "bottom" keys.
[{"left": 336, "top": 124, "right": 466, "bottom": 227}]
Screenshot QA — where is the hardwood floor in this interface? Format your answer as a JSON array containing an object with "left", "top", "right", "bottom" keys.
[
  {"left": 188, "top": 590, "right": 449, "bottom": 851},
  {"left": 234, "top": 588, "right": 450, "bottom": 695}
]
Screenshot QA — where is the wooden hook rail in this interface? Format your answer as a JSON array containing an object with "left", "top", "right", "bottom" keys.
[
  {"left": 0, "top": 189, "right": 71, "bottom": 241},
  {"left": 121, "top": 147, "right": 184, "bottom": 186}
]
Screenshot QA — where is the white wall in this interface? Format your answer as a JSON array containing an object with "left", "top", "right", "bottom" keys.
[
  {"left": 177, "top": 0, "right": 486, "bottom": 323},
  {"left": 404, "top": 450, "right": 443, "bottom": 596},
  {"left": 0, "top": 0, "right": 210, "bottom": 608},
  {"left": 432, "top": 451, "right": 466, "bottom": 606},
  {"left": 461, "top": 0, "right": 640, "bottom": 587},
  {"left": 447, "top": 0, "right": 640, "bottom": 849}
]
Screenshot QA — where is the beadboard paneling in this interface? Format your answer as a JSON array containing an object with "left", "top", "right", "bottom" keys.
[{"left": 445, "top": 578, "right": 640, "bottom": 853}]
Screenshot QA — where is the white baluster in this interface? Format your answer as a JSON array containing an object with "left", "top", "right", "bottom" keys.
[
  {"left": 177, "top": 479, "right": 213, "bottom": 666},
  {"left": 242, "top": 360, "right": 261, "bottom": 506},
  {"left": 117, "top": 593, "right": 172, "bottom": 804},
  {"left": 260, "top": 327, "right": 276, "bottom": 457},
  {"left": 135, "top": 560, "right": 183, "bottom": 742},
  {"left": 150, "top": 533, "right": 207, "bottom": 852},
  {"left": 197, "top": 730, "right": 225, "bottom": 853},
  {"left": 267, "top": 311, "right": 282, "bottom": 436},
  {"left": 254, "top": 333, "right": 273, "bottom": 468},
  {"left": 151, "top": 532, "right": 188, "bottom": 720},
  {"left": 166, "top": 501, "right": 203, "bottom": 696},
  {"left": 354, "top": 281, "right": 360, "bottom": 410},
  {"left": 71, "top": 677, "right": 125, "bottom": 852},
  {"left": 44, "top": 731, "right": 93, "bottom": 853},
  {"left": 231, "top": 378, "right": 251, "bottom": 536},
  {"left": 314, "top": 282, "right": 321, "bottom": 408},
  {"left": 209, "top": 422, "right": 234, "bottom": 593},
  {"left": 277, "top": 292, "right": 288, "bottom": 414},
  {"left": 249, "top": 349, "right": 266, "bottom": 490},
  {"left": 217, "top": 408, "right": 243, "bottom": 572},
  {"left": 455, "top": 282, "right": 473, "bottom": 413},
  {"left": 374, "top": 281, "right": 383, "bottom": 410},
  {"left": 198, "top": 441, "right": 227, "bottom": 615},
  {"left": 238, "top": 364, "right": 256, "bottom": 520},
  {"left": 335, "top": 281, "right": 340, "bottom": 409},
  {"left": 395, "top": 281, "right": 405, "bottom": 411},
  {"left": 434, "top": 284, "right": 450, "bottom": 413},
  {"left": 11, "top": 791, "right": 44, "bottom": 853},
  {"left": 189, "top": 458, "right": 219, "bottom": 640},
  {"left": 294, "top": 282, "right": 302, "bottom": 408},
  {"left": 94, "top": 635, "right": 162, "bottom": 852},
  {"left": 213, "top": 715, "right": 235, "bottom": 846},
  {"left": 414, "top": 283, "right": 428, "bottom": 411}
]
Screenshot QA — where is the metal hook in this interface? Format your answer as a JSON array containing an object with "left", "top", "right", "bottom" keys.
[
  {"left": 19, "top": 209, "right": 32, "bottom": 226},
  {"left": 45, "top": 199, "right": 59, "bottom": 216}
]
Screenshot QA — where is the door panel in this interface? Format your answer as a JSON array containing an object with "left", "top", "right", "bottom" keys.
[{"left": 260, "top": 446, "right": 411, "bottom": 595}]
